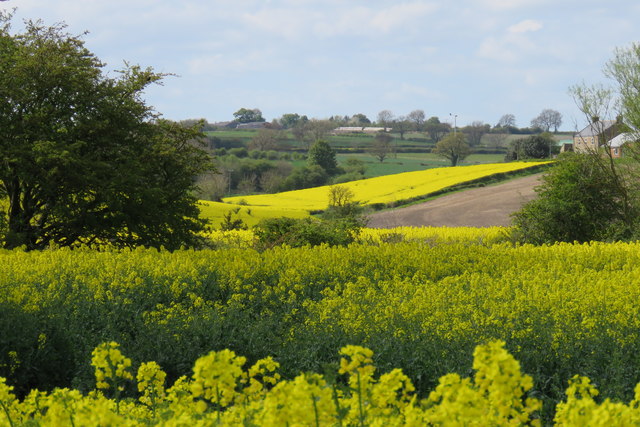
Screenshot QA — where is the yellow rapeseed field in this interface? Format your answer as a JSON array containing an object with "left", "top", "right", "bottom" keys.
[
  {"left": 197, "top": 200, "right": 309, "bottom": 227},
  {"left": 222, "top": 161, "right": 549, "bottom": 212}
]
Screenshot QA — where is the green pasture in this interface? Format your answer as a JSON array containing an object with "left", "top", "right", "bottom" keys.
[{"left": 334, "top": 152, "right": 507, "bottom": 178}]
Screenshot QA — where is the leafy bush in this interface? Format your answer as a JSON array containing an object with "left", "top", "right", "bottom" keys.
[
  {"left": 228, "top": 147, "right": 248, "bottom": 158},
  {"left": 277, "top": 165, "right": 329, "bottom": 191},
  {"left": 253, "top": 217, "right": 358, "bottom": 249},
  {"left": 511, "top": 153, "right": 633, "bottom": 244}
]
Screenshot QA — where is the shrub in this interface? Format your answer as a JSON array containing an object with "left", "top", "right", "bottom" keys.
[
  {"left": 253, "top": 217, "right": 358, "bottom": 249},
  {"left": 228, "top": 147, "right": 248, "bottom": 158},
  {"left": 511, "top": 153, "right": 630, "bottom": 244}
]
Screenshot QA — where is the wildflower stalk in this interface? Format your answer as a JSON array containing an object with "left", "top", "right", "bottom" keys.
[
  {"left": 311, "top": 392, "right": 320, "bottom": 427},
  {"left": 357, "top": 371, "right": 366, "bottom": 426},
  {"left": 216, "top": 384, "right": 221, "bottom": 424},
  {"left": 331, "top": 383, "right": 344, "bottom": 427},
  {"left": 0, "top": 401, "right": 14, "bottom": 427}
]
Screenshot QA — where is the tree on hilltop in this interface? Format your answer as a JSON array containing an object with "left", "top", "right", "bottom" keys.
[
  {"left": 530, "top": 109, "right": 563, "bottom": 132},
  {"left": 233, "top": 108, "right": 265, "bottom": 123}
]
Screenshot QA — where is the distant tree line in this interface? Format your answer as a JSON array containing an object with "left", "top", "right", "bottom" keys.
[{"left": 188, "top": 108, "right": 564, "bottom": 139}]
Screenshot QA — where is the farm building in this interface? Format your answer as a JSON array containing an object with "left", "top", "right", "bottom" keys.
[
  {"left": 573, "top": 119, "right": 623, "bottom": 153},
  {"left": 333, "top": 126, "right": 392, "bottom": 134},
  {"left": 608, "top": 132, "right": 636, "bottom": 158}
]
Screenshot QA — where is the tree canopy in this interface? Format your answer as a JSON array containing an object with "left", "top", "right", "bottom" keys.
[
  {"left": 432, "top": 133, "right": 470, "bottom": 166},
  {"left": 233, "top": 108, "right": 265, "bottom": 123},
  {"left": 307, "top": 140, "right": 338, "bottom": 175},
  {"left": 0, "top": 14, "right": 213, "bottom": 250},
  {"left": 530, "top": 109, "right": 563, "bottom": 132}
]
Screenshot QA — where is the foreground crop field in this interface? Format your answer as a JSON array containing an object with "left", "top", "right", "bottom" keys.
[
  {"left": 3, "top": 340, "right": 639, "bottom": 425},
  {"left": 2, "top": 228, "right": 640, "bottom": 423}
]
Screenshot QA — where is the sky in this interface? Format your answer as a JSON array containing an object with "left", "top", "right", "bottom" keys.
[{"left": 2, "top": 0, "right": 639, "bottom": 130}]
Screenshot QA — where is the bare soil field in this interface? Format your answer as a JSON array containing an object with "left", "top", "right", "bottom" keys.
[{"left": 366, "top": 173, "right": 542, "bottom": 228}]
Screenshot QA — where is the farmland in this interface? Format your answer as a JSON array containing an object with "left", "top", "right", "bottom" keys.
[{"left": 3, "top": 231, "right": 640, "bottom": 423}]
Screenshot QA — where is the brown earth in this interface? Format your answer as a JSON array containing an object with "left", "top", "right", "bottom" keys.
[{"left": 366, "top": 173, "right": 543, "bottom": 228}]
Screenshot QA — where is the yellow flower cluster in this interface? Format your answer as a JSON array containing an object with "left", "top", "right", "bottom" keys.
[
  {"left": 5, "top": 340, "right": 640, "bottom": 425},
  {"left": 223, "top": 161, "right": 549, "bottom": 211},
  {"left": 136, "top": 361, "right": 166, "bottom": 408},
  {"left": 554, "top": 376, "right": 640, "bottom": 425},
  {"left": 91, "top": 342, "right": 133, "bottom": 391}
]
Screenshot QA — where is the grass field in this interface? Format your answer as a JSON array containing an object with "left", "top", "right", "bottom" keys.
[
  {"left": 336, "top": 152, "right": 506, "bottom": 177},
  {"left": 290, "top": 153, "right": 508, "bottom": 178},
  {"left": 207, "top": 128, "right": 573, "bottom": 151}
]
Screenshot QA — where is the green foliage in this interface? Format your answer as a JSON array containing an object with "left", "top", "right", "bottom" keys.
[
  {"left": 233, "top": 107, "right": 265, "bottom": 123},
  {"left": 424, "top": 116, "right": 451, "bottom": 142},
  {"left": 511, "top": 153, "right": 630, "bottom": 244},
  {"left": 322, "top": 185, "right": 367, "bottom": 230},
  {"left": 308, "top": 140, "right": 339, "bottom": 175},
  {"left": 369, "top": 133, "right": 394, "bottom": 163},
  {"left": 253, "top": 217, "right": 358, "bottom": 249},
  {"left": 432, "top": 132, "right": 471, "bottom": 166},
  {"left": 0, "top": 15, "right": 213, "bottom": 250},
  {"left": 505, "top": 133, "right": 553, "bottom": 160},
  {"left": 218, "top": 208, "right": 247, "bottom": 231},
  {"left": 278, "top": 165, "right": 329, "bottom": 191},
  {"left": 279, "top": 113, "right": 306, "bottom": 129}
]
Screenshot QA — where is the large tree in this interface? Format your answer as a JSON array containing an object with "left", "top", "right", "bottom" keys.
[
  {"left": 391, "top": 116, "right": 412, "bottom": 140},
  {"left": 233, "top": 107, "right": 265, "bottom": 123},
  {"left": 424, "top": 116, "right": 451, "bottom": 142},
  {"left": 432, "top": 133, "right": 471, "bottom": 166},
  {"left": 407, "top": 109, "right": 426, "bottom": 131},
  {"left": 463, "top": 121, "right": 490, "bottom": 146},
  {"left": 530, "top": 109, "right": 563, "bottom": 132},
  {"left": 496, "top": 114, "right": 516, "bottom": 129},
  {"left": 376, "top": 110, "right": 394, "bottom": 128},
  {"left": 249, "top": 128, "right": 285, "bottom": 151},
  {"left": 0, "top": 15, "right": 213, "bottom": 250},
  {"left": 308, "top": 140, "right": 338, "bottom": 175},
  {"left": 369, "top": 132, "right": 393, "bottom": 163}
]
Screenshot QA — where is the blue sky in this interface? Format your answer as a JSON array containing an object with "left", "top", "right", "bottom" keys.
[{"left": 2, "top": 0, "right": 639, "bottom": 130}]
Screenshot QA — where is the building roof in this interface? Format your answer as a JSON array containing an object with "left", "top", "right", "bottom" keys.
[
  {"left": 608, "top": 132, "right": 636, "bottom": 148},
  {"left": 575, "top": 120, "right": 617, "bottom": 137}
]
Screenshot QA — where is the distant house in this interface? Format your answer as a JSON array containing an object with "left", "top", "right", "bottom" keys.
[
  {"left": 362, "top": 127, "right": 392, "bottom": 133},
  {"left": 573, "top": 119, "right": 623, "bottom": 153},
  {"left": 212, "top": 121, "right": 237, "bottom": 129},
  {"left": 558, "top": 139, "right": 574, "bottom": 154},
  {"left": 332, "top": 126, "right": 392, "bottom": 134},
  {"left": 608, "top": 132, "right": 636, "bottom": 158},
  {"left": 236, "top": 121, "right": 269, "bottom": 130},
  {"left": 333, "top": 126, "right": 365, "bottom": 134}
]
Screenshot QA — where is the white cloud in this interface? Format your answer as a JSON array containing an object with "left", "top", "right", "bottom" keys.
[
  {"left": 241, "top": 7, "right": 316, "bottom": 40},
  {"left": 314, "top": 2, "right": 438, "bottom": 38},
  {"left": 476, "top": 19, "right": 544, "bottom": 62},
  {"left": 476, "top": 0, "right": 551, "bottom": 11},
  {"left": 477, "top": 37, "right": 518, "bottom": 62},
  {"left": 370, "top": 2, "right": 439, "bottom": 33},
  {"left": 508, "top": 19, "right": 543, "bottom": 33}
]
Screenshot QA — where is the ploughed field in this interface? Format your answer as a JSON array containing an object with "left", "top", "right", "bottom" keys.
[{"left": 367, "top": 173, "right": 542, "bottom": 228}]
